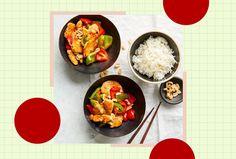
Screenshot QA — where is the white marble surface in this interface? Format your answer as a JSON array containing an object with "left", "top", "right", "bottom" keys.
[{"left": 53, "top": 15, "right": 183, "bottom": 144}]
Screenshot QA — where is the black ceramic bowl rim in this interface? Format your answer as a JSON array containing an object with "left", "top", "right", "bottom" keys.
[
  {"left": 159, "top": 76, "right": 183, "bottom": 105},
  {"left": 83, "top": 75, "right": 146, "bottom": 137},
  {"left": 59, "top": 15, "right": 121, "bottom": 74},
  {"left": 128, "top": 31, "right": 181, "bottom": 84}
]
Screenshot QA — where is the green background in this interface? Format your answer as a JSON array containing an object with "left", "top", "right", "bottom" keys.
[{"left": 0, "top": 0, "right": 235, "bottom": 158}]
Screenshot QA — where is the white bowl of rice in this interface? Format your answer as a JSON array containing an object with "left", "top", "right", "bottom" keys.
[{"left": 128, "top": 32, "right": 180, "bottom": 84}]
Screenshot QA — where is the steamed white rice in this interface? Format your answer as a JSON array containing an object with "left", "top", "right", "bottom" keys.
[{"left": 132, "top": 36, "right": 177, "bottom": 80}]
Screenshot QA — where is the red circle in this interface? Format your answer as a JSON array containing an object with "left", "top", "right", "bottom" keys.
[
  {"left": 163, "top": 0, "right": 209, "bottom": 25},
  {"left": 150, "top": 138, "right": 195, "bottom": 159},
  {"left": 14, "top": 98, "right": 60, "bottom": 144}
]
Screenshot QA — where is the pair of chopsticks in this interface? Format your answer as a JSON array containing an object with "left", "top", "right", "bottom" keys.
[{"left": 127, "top": 102, "right": 162, "bottom": 144}]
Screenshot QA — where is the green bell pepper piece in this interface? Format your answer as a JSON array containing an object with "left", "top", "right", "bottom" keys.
[
  {"left": 116, "top": 93, "right": 129, "bottom": 102},
  {"left": 90, "top": 99, "right": 98, "bottom": 107},
  {"left": 100, "top": 94, "right": 105, "bottom": 101},
  {"left": 114, "top": 102, "right": 124, "bottom": 112},
  {"left": 98, "top": 35, "right": 113, "bottom": 50},
  {"left": 103, "top": 35, "right": 113, "bottom": 49},
  {"left": 81, "top": 35, "right": 87, "bottom": 47},
  {"left": 90, "top": 87, "right": 101, "bottom": 100},
  {"left": 86, "top": 51, "right": 97, "bottom": 65}
]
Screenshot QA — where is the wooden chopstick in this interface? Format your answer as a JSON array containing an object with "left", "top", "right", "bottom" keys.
[
  {"left": 127, "top": 106, "right": 155, "bottom": 144},
  {"left": 139, "top": 102, "right": 162, "bottom": 144}
]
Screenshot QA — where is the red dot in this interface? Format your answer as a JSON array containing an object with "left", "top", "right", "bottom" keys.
[
  {"left": 14, "top": 98, "right": 60, "bottom": 144},
  {"left": 163, "top": 0, "right": 209, "bottom": 25},
  {"left": 150, "top": 138, "right": 195, "bottom": 159}
]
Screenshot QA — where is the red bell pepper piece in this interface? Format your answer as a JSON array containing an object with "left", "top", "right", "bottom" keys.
[
  {"left": 110, "top": 91, "right": 116, "bottom": 99},
  {"left": 66, "top": 36, "right": 73, "bottom": 45},
  {"left": 120, "top": 101, "right": 127, "bottom": 112},
  {"left": 127, "top": 109, "right": 135, "bottom": 120},
  {"left": 124, "top": 99, "right": 131, "bottom": 106},
  {"left": 80, "top": 18, "right": 92, "bottom": 24},
  {"left": 86, "top": 104, "right": 94, "bottom": 114},
  {"left": 127, "top": 93, "right": 136, "bottom": 104},
  {"left": 93, "top": 21, "right": 105, "bottom": 35},
  {"left": 110, "top": 86, "right": 120, "bottom": 99},
  {"left": 66, "top": 43, "right": 71, "bottom": 50},
  {"left": 123, "top": 112, "right": 128, "bottom": 122},
  {"left": 96, "top": 49, "right": 108, "bottom": 62},
  {"left": 120, "top": 101, "right": 126, "bottom": 106}
]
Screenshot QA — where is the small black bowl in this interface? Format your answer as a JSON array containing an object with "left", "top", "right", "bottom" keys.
[
  {"left": 83, "top": 75, "right": 146, "bottom": 137},
  {"left": 129, "top": 32, "right": 180, "bottom": 84},
  {"left": 59, "top": 15, "right": 121, "bottom": 74},
  {"left": 160, "top": 77, "right": 183, "bottom": 105}
]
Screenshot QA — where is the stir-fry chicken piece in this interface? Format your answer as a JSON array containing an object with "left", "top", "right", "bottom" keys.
[
  {"left": 71, "top": 40, "right": 82, "bottom": 54},
  {"left": 76, "top": 20, "right": 83, "bottom": 29},
  {"left": 89, "top": 114, "right": 112, "bottom": 123},
  {"left": 82, "top": 27, "right": 89, "bottom": 35},
  {"left": 102, "top": 114, "right": 113, "bottom": 123},
  {"left": 75, "top": 21, "right": 83, "bottom": 39},
  {"left": 67, "top": 50, "right": 78, "bottom": 65},
  {"left": 101, "top": 80, "right": 123, "bottom": 95},
  {"left": 108, "top": 115, "right": 123, "bottom": 128},
  {"left": 89, "top": 114, "right": 103, "bottom": 122},
  {"left": 103, "top": 99, "right": 113, "bottom": 115},
  {"left": 89, "top": 24, "right": 99, "bottom": 34},
  {"left": 89, "top": 114, "right": 123, "bottom": 128},
  {"left": 93, "top": 103, "right": 105, "bottom": 115},
  {"left": 64, "top": 22, "right": 75, "bottom": 38},
  {"left": 83, "top": 34, "right": 98, "bottom": 57}
]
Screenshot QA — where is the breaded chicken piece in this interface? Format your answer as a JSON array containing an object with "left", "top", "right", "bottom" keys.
[
  {"left": 64, "top": 22, "right": 75, "bottom": 38},
  {"left": 109, "top": 115, "right": 123, "bottom": 128},
  {"left": 93, "top": 103, "right": 105, "bottom": 115},
  {"left": 89, "top": 114, "right": 103, "bottom": 122},
  {"left": 71, "top": 40, "right": 82, "bottom": 54},
  {"left": 88, "top": 24, "right": 99, "bottom": 34},
  {"left": 103, "top": 99, "right": 113, "bottom": 115},
  {"left": 67, "top": 50, "right": 78, "bottom": 65},
  {"left": 83, "top": 35, "right": 98, "bottom": 57},
  {"left": 76, "top": 20, "right": 82, "bottom": 29},
  {"left": 89, "top": 113, "right": 123, "bottom": 128},
  {"left": 89, "top": 114, "right": 112, "bottom": 123},
  {"left": 101, "top": 81, "right": 123, "bottom": 95}
]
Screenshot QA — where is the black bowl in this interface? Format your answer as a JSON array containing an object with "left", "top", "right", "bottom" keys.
[
  {"left": 59, "top": 15, "right": 121, "bottom": 74},
  {"left": 160, "top": 77, "right": 183, "bottom": 105},
  {"left": 83, "top": 75, "right": 146, "bottom": 137},
  {"left": 129, "top": 32, "right": 180, "bottom": 83}
]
